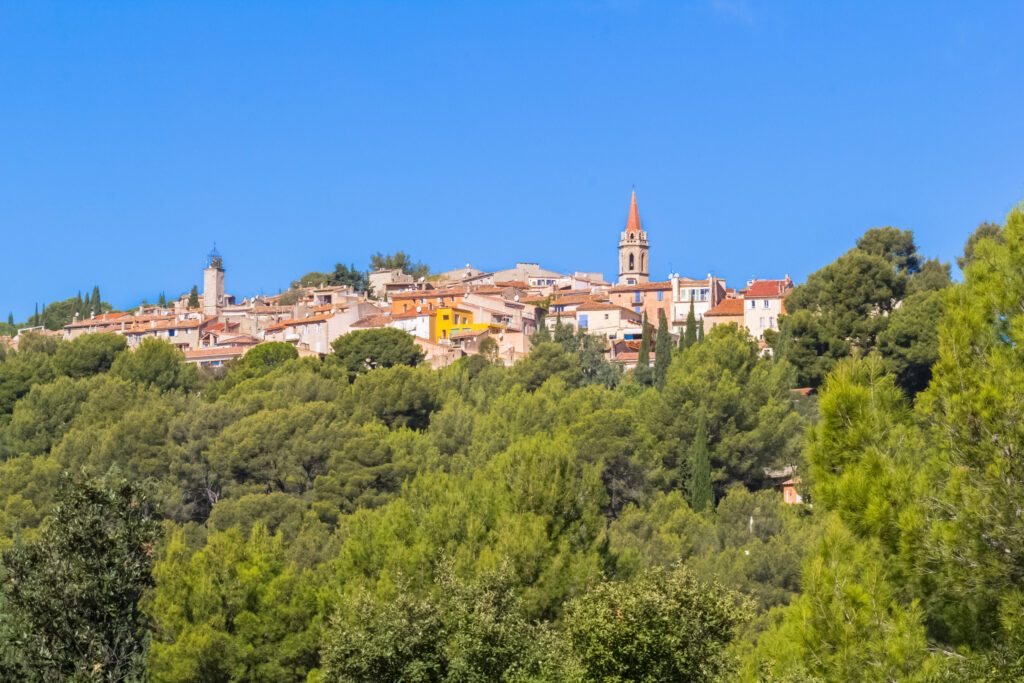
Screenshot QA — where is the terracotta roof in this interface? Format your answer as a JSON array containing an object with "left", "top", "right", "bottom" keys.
[
  {"left": 450, "top": 328, "right": 490, "bottom": 340},
  {"left": 251, "top": 306, "right": 294, "bottom": 314},
  {"left": 609, "top": 280, "right": 674, "bottom": 293},
  {"left": 575, "top": 301, "right": 639, "bottom": 316},
  {"left": 184, "top": 346, "right": 248, "bottom": 360},
  {"left": 743, "top": 279, "right": 793, "bottom": 298},
  {"left": 264, "top": 314, "right": 333, "bottom": 333},
  {"left": 704, "top": 299, "right": 745, "bottom": 317},
  {"left": 351, "top": 314, "right": 393, "bottom": 329},
  {"left": 391, "top": 288, "right": 467, "bottom": 301},
  {"left": 65, "top": 311, "right": 147, "bottom": 329},
  {"left": 550, "top": 292, "right": 606, "bottom": 306},
  {"left": 625, "top": 189, "right": 642, "bottom": 235},
  {"left": 122, "top": 317, "right": 207, "bottom": 334},
  {"left": 392, "top": 310, "right": 427, "bottom": 320},
  {"left": 217, "top": 334, "right": 260, "bottom": 346}
]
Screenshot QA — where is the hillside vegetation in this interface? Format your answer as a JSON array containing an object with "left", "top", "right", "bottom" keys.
[{"left": 0, "top": 211, "right": 1020, "bottom": 681}]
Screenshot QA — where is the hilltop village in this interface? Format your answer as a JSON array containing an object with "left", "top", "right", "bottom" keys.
[{"left": 6, "top": 192, "right": 793, "bottom": 369}]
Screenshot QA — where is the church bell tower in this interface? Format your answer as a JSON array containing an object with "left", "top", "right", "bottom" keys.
[
  {"left": 618, "top": 189, "right": 649, "bottom": 285},
  {"left": 203, "top": 246, "right": 225, "bottom": 317}
]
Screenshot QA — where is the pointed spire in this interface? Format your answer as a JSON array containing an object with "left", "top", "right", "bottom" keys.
[{"left": 626, "top": 188, "right": 642, "bottom": 234}]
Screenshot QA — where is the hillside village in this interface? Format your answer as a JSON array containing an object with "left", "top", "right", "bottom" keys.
[{"left": 2, "top": 191, "right": 793, "bottom": 370}]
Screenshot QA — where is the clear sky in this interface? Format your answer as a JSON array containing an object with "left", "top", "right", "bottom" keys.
[{"left": 2, "top": 1, "right": 1023, "bottom": 320}]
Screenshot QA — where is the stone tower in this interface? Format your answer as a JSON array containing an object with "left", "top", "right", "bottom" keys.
[
  {"left": 618, "top": 189, "right": 649, "bottom": 285},
  {"left": 203, "top": 246, "right": 225, "bottom": 317}
]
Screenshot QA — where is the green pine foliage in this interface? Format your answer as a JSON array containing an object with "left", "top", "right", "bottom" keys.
[{"left": 2, "top": 204, "right": 1023, "bottom": 681}]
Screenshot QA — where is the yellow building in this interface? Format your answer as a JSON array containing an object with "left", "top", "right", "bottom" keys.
[{"left": 434, "top": 307, "right": 491, "bottom": 342}]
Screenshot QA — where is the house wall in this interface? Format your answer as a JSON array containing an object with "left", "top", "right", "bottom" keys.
[{"left": 743, "top": 297, "right": 785, "bottom": 339}]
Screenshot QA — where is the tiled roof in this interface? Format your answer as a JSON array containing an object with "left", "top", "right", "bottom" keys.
[
  {"left": 704, "top": 299, "right": 745, "bottom": 317},
  {"left": 450, "top": 328, "right": 490, "bottom": 340},
  {"left": 351, "top": 314, "right": 393, "bottom": 328},
  {"left": 743, "top": 279, "right": 792, "bottom": 298},
  {"left": 184, "top": 346, "right": 248, "bottom": 360},
  {"left": 575, "top": 301, "right": 638, "bottom": 316},
  {"left": 609, "top": 280, "right": 674, "bottom": 293},
  {"left": 391, "top": 288, "right": 467, "bottom": 300},
  {"left": 216, "top": 334, "right": 260, "bottom": 346},
  {"left": 264, "top": 314, "right": 333, "bottom": 332}
]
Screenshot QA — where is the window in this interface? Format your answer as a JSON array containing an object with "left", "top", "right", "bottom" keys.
[
  {"left": 629, "top": 253, "right": 636, "bottom": 270},
  {"left": 634, "top": 291, "right": 642, "bottom": 303},
  {"left": 604, "top": 313, "right": 610, "bottom": 320},
  {"left": 769, "top": 317, "right": 776, "bottom": 328},
  {"left": 657, "top": 291, "right": 663, "bottom": 301},
  {"left": 759, "top": 317, "right": 765, "bottom": 328},
  {"left": 700, "top": 288, "right": 709, "bottom": 301},
  {"left": 750, "top": 300, "right": 757, "bottom": 309},
  {"left": 627, "top": 278, "right": 636, "bottom": 285},
  {"left": 763, "top": 300, "right": 770, "bottom": 309},
  {"left": 442, "top": 314, "right": 450, "bottom": 321},
  {"left": 578, "top": 314, "right": 589, "bottom": 329}
]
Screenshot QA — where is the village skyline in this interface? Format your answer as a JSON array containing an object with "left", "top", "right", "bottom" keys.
[{"left": 4, "top": 3, "right": 1022, "bottom": 319}]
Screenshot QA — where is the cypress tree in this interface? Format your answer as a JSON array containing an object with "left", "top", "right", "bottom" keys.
[
  {"left": 158, "top": 292, "right": 167, "bottom": 307},
  {"left": 635, "top": 312, "right": 652, "bottom": 386},
  {"left": 697, "top": 316, "right": 705, "bottom": 342},
  {"left": 33, "top": 303, "right": 39, "bottom": 326},
  {"left": 188, "top": 285, "right": 200, "bottom": 309},
  {"left": 654, "top": 308, "right": 672, "bottom": 390},
  {"left": 687, "top": 416, "right": 714, "bottom": 512},
  {"left": 533, "top": 318, "right": 552, "bottom": 344},
  {"left": 684, "top": 302, "right": 698, "bottom": 348},
  {"left": 6, "top": 312, "right": 12, "bottom": 326},
  {"left": 91, "top": 286, "right": 101, "bottom": 314}
]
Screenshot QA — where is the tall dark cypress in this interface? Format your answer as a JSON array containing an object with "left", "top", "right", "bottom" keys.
[
  {"left": 687, "top": 416, "right": 714, "bottom": 512},
  {"left": 684, "top": 302, "right": 698, "bottom": 348},
  {"left": 654, "top": 308, "right": 672, "bottom": 390},
  {"left": 635, "top": 312, "right": 652, "bottom": 386},
  {"left": 91, "top": 285, "right": 101, "bottom": 314}
]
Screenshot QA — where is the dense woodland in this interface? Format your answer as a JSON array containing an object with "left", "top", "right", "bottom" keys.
[{"left": 0, "top": 208, "right": 1021, "bottom": 681}]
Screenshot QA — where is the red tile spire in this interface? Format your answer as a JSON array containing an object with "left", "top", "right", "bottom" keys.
[{"left": 625, "top": 188, "right": 642, "bottom": 235}]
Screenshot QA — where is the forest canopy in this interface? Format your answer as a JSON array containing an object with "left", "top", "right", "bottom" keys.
[{"left": 0, "top": 209, "right": 1020, "bottom": 681}]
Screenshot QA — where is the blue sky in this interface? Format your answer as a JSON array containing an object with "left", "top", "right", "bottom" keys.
[{"left": 2, "top": 1, "right": 1023, "bottom": 320}]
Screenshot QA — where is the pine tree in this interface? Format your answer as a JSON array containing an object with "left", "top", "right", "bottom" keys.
[
  {"left": 687, "top": 416, "right": 713, "bottom": 512},
  {"left": 684, "top": 302, "right": 698, "bottom": 348},
  {"left": 654, "top": 309, "right": 672, "bottom": 390},
  {"left": 635, "top": 313, "right": 652, "bottom": 386},
  {"left": 188, "top": 285, "right": 200, "bottom": 309}
]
